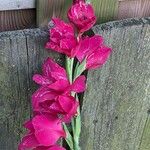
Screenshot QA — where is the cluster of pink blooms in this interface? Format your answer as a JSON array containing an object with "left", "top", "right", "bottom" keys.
[{"left": 19, "top": 0, "right": 111, "bottom": 150}]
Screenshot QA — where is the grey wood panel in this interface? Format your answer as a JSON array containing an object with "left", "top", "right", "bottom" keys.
[
  {"left": 0, "top": 0, "right": 35, "bottom": 11},
  {"left": 0, "top": 28, "right": 63, "bottom": 150},
  {"left": 80, "top": 18, "right": 150, "bottom": 150}
]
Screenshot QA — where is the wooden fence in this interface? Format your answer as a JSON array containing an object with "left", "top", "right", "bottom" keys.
[
  {"left": 0, "top": 0, "right": 150, "bottom": 31},
  {"left": 0, "top": 17, "right": 150, "bottom": 150}
]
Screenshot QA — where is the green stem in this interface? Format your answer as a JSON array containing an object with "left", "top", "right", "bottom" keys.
[
  {"left": 65, "top": 56, "right": 76, "bottom": 150},
  {"left": 63, "top": 123, "right": 74, "bottom": 150},
  {"left": 73, "top": 59, "right": 86, "bottom": 80},
  {"left": 65, "top": 56, "right": 74, "bottom": 83},
  {"left": 65, "top": 56, "right": 86, "bottom": 150}
]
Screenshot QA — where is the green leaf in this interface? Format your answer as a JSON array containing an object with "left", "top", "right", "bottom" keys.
[
  {"left": 63, "top": 123, "right": 74, "bottom": 150},
  {"left": 75, "top": 95, "right": 81, "bottom": 138},
  {"left": 74, "top": 59, "right": 86, "bottom": 80}
]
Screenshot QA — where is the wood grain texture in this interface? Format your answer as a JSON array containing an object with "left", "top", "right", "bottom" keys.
[
  {"left": 80, "top": 18, "right": 150, "bottom": 150},
  {"left": 0, "top": 29, "right": 63, "bottom": 150},
  {"left": 118, "top": 0, "right": 150, "bottom": 19},
  {"left": 0, "top": 0, "right": 35, "bottom": 11},
  {"left": 36, "top": 0, "right": 150, "bottom": 27},
  {"left": 90, "top": 0, "right": 118, "bottom": 23},
  {"left": 0, "top": 9, "right": 36, "bottom": 32},
  {"left": 36, "top": 0, "right": 118, "bottom": 26},
  {"left": 37, "top": 0, "right": 72, "bottom": 27}
]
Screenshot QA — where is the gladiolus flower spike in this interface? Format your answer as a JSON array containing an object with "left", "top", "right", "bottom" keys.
[{"left": 19, "top": 0, "right": 111, "bottom": 150}]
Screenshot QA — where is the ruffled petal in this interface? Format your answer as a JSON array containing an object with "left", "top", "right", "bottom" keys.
[
  {"left": 48, "top": 145, "right": 66, "bottom": 150},
  {"left": 67, "top": 1, "right": 96, "bottom": 32},
  {"left": 46, "top": 18, "right": 76, "bottom": 56},
  {"left": 32, "top": 86, "right": 57, "bottom": 111},
  {"left": 71, "top": 75, "right": 86, "bottom": 93},
  {"left": 33, "top": 74, "right": 52, "bottom": 85},
  {"left": 18, "top": 134, "right": 39, "bottom": 150},
  {"left": 23, "top": 120, "right": 34, "bottom": 132},
  {"left": 86, "top": 46, "right": 112, "bottom": 69},
  {"left": 58, "top": 96, "right": 79, "bottom": 122},
  {"left": 48, "top": 79, "right": 70, "bottom": 92},
  {"left": 73, "top": 35, "right": 103, "bottom": 61},
  {"left": 32, "top": 115, "right": 66, "bottom": 146},
  {"left": 43, "top": 58, "right": 68, "bottom": 81}
]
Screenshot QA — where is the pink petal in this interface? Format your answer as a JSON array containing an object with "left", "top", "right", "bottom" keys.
[
  {"left": 33, "top": 74, "right": 52, "bottom": 85},
  {"left": 60, "top": 39, "right": 76, "bottom": 50},
  {"left": 18, "top": 134, "right": 39, "bottom": 150},
  {"left": 67, "top": 2, "right": 96, "bottom": 33},
  {"left": 52, "top": 18, "right": 74, "bottom": 34},
  {"left": 45, "top": 42, "right": 64, "bottom": 54},
  {"left": 58, "top": 96, "right": 79, "bottom": 122},
  {"left": 73, "top": 35, "right": 103, "bottom": 61},
  {"left": 32, "top": 86, "right": 57, "bottom": 111},
  {"left": 71, "top": 75, "right": 86, "bottom": 93},
  {"left": 35, "top": 130, "right": 63, "bottom": 146},
  {"left": 86, "top": 46, "right": 112, "bottom": 69},
  {"left": 48, "top": 145, "right": 66, "bottom": 150},
  {"left": 48, "top": 79, "right": 70, "bottom": 92},
  {"left": 49, "top": 102, "right": 63, "bottom": 114},
  {"left": 80, "top": 17, "right": 96, "bottom": 33},
  {"left": 71, "top": 37, "right": 90, "bottom": 59},
  {"left": 23, "top": 120, "right": 34, "bottom": 132},
  {"left": 32, "top": 115, "right": 66, "bottom": 146},
  {"left": 42, "top": 58, "right": 67, "bottom": 81},
  {"left": 46, "top": 18, "right": 76, "bottom": 57}
]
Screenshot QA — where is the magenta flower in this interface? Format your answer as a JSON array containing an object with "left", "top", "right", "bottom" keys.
[
  {"left": 32, "top": 76, "right": 85, "bottom": 122},
  {"left": 32, "top": 57, "right": 86, "bottom": 96},
  {"left": 32, "top": 57, "right": 86, "bottom": 122},
  {"left": 47, "top": 75, "right": 86, "bottom": 94},
  {"left": 18, "top": 115, "right": 66, "bottom": 150},
  {"left": 72, "top": 35, "right": 103, "bottom": 61},
  {"left": 45, "top": 18, "right": 77, "bottom": 56},
  {"left": 19, "top": 0, "right": 112, "bottom": 149},
  {"left": 72, "top": 35, "right": 112, "bottom": 69},
  {"left": 33, "top": 58, "right": 68, "bottom": 86},
  {"left": 32, "top": 86, "right": 58, "bottom": 113},
  {"left": 86, "top": 46, "right": 111, "bottom": 69},
  {"left": 32, "top": 88, "right": 79, "bottom": 123},
  {"left": 86, "top": 46, "right": 112, "bottom": 69},
  {"left": 68, "top": 1, "right": 96, "bottom": 33},
  {"left": 49, "top": 95, "right": 79, "bottom": 122},
  {"left": 33, "top": 57, "right": 86, "bottom": 96}
]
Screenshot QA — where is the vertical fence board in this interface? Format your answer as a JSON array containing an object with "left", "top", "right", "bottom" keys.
[
  {"left": 0, "top": 9, "right": 36, "bottom": 32},
  {"left": 36, "top": 0, "right": 118, "bottom": 27},
  {"left": 0, "top": 18, "right": 150, "bottom": 150},
  {"left": 91, "top": 0, "right": 118, "bottom": 23},
  {"left": 118, "top": 0, "right": 150, "bottom": 19},
  {"left": 0, "top": 0, "right": 35, "bottom": 11},
  {"left": 80, "top": 18, "right": 150, "bottom": 150},
  {"left": 0, "top": 29, "right": 63, "bottom": 150},
  {"left": 36, "top": 0, "right": 72, "bottom": 27}
]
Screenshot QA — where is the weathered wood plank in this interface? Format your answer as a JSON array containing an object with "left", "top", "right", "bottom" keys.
[
  {"left": 0, "top": 9, "right": 36, "bottom": 32},
  {"left": 0, "top": 29, "right": 63, "bottom": 149},
  {"left": 80, "top": 18, "right": 150, "bottom": 150},
  {"left": 36, "top": 0, "right": 150, "bottom": 27},
  {"left": 90, "top": 0, "right": 118, "bottom": 23},
  {"left": 118, "top": 0, "right": 150, "bottom": 19},
  {"left": 0, "top": 0, "right": 35, "bottom": 11},
  {"left": 36, "top": 0, "right": 118, "bottom": 26},
  {"left": 0, "top": 18, "right": 150, "bottom": 150},
  {"left": 36, "top": 0, "right": 72, "bottom": 27}
]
